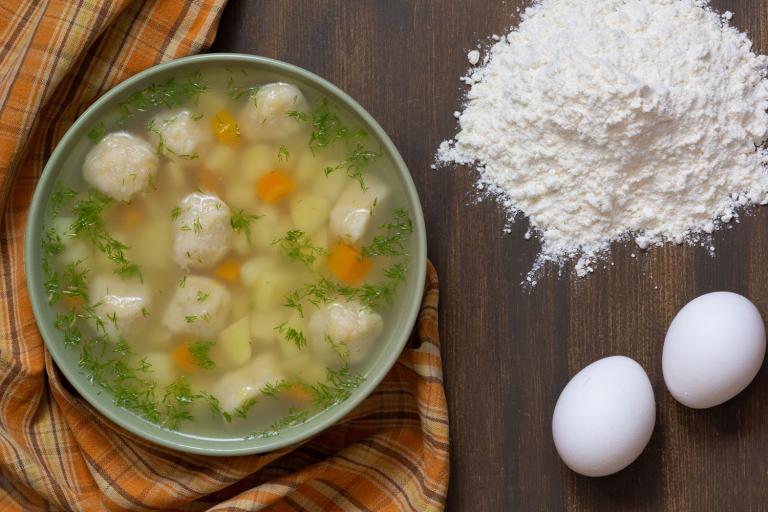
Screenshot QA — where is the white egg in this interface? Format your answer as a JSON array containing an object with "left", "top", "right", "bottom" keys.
[
  {"left": 662, "top": 292, "right": 765, "bottom": 409},
  {"left": 552, "top": 356, "right": 655, "bottom": 477}
]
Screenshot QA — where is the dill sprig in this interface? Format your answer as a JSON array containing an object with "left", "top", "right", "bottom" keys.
[
  {"left": 307, "top": 99, "right": 365, "bottom": 152},
  {"left": 50, "top": 183, "right": 77, "bottom": 217},
  {"left": 188, "top": 340, "right": 215, "bottom": 369},
  {"left": 272, "top": 229, "right": 328, "bottom": 266},
  {"left": 234, "top": 397, "right": 258, "bottom": 419},
  {"left": 287, "top": 110, "right": 309, "bottom": 122},
  {"left": 325, "top": 336, "right": 350, "bottom": 362},
  {"left": 87, "top": 123, "right": 106, "bottom": 143},
  {"left": 308, "top": 365, "right": 365, "bottom": 409},
  {"left": 69, "top": 192, "right": 142, "bottom": 280},
  {"left": 323, "top": 143, "right": 381, "bottom": 190},
  {"left": 275, "top": 322, "right": 307, "bottom": 350},
  {"left": 117, "top": 71, "right": 207, "bottom": 122},
  {"left": 361, "top": 208, "right": 413, "bottom": 258},
  {"left": 230, "top": 209, "right": 262, "bottom": 242},
  {"left": 247, "top": 407, "right": 311, "bottom": 439},
  {"left": 226, "top": 75, "right": 260, "bottom": 103},
  {"left": 277, "top": 145, "right": 289, "bottom": 162}
]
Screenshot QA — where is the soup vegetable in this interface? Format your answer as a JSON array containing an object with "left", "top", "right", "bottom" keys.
[{"left": 41, "top": 69, "right": 414, "bottom": 438}]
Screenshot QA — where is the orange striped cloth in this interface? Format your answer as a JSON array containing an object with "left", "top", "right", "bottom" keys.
[{"left": 0, "top": 1, "right": 449, "bottom": 511}]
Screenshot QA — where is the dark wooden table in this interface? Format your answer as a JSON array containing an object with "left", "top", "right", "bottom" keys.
[{"left": 211, "top": 1, "right": 768, "bottom": 509}]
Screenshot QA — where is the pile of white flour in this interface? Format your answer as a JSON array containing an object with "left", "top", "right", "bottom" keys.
[{"left": 437, "top": 0, "right": 768, "bottom": 279}]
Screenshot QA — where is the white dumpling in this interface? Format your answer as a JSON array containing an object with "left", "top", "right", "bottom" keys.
[
  {"left": 162, "top": 276, "right": 231, "bottom": 339},
  {"left": 211, "top": 352, "right": 283, "bottom": 413},
  {"left": 239, "top": 82, "right": 309, "bottom": 141},
  {"left": 148, "top": 110, "right": 205, "bottom": 158},
  {"left": 308, "top": 301, "right": 383, "bottom": 364},
  {"left": 83, "top": 132, "right": 158, "bottom": 202},
  {"left": 329, "top": 176, "right": 390, "bottom": 244},
  {"left": 89, "top": 274, "right": 150, "bottom": 341},
  {"left": 172, "top": 192, "right": 232, "bottom": 269}
]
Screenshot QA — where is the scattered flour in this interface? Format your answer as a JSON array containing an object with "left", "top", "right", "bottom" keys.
[{"left": 437, "top": 0, "right": 768, "bottom": 280}]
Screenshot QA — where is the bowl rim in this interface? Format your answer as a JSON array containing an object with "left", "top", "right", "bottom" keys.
[{"left": 24, "top": 53, "right": 427, "bottom": 456}]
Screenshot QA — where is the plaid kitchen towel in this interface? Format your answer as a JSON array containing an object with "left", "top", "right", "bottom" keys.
[{"left": 0, "top": 1, "right": 450, "bottom": 511}]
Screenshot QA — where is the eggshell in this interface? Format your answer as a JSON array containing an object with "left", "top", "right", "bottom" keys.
[
  {"left": 662, "top": 292, "right": 765, "bottom": 409},
  {"left": 552, "top": 356, "right": 655, "bottom": 477}
]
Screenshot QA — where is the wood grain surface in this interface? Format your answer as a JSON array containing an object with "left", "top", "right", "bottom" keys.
[{"left": 210, "top": 1, "right": 768, "bottom": 510}]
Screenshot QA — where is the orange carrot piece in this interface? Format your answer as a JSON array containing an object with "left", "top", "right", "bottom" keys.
[
  {"left": 198, "top": 167, "right": 220, "bottom": 193},
  {"left": 210, "top": 110, "right": 240, "bottom": 145},
  {"left": 214, "top": 258, "right": 241, "bottom": 282},
  {"left": 283, "top": 384, "right": 313, "bottom": 405},
  {"left": 327, "top": 243, "right": 372, "bottom": 286},
  {"left": 256, "top": 170, "right": 295, "bottom": 204},
  {"left": 171, "top": 343, "right": 197, "bottom": 373},
  {"left": 119, "top": 204, "right": 143, "bottom": 231}
]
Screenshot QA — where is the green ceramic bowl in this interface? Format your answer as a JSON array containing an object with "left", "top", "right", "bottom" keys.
[{"left": 25, "top": 53, "right": 426, "bottom": 455}]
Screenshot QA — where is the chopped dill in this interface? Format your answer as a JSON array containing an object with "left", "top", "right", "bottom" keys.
[
  {"left": 308, "top": 98, "right": 365, "bottom": 152},
  {"left": 272, "top": 229, "right": 327, "bottom": 267},
  {"left": 117, "top": 71, "right": 207, "bottom": 123},
  {"left": 170, "top": 206, "right": 182, "bottom": 221},
  {"left": 185, "top": 315, "right": 198, "bottom": 324},
  {"left": 287, "top": 110, "right": 309, "bottom": 122},
  {"left": 308, "top": 365, "right": 365, "bottom": 409},
  {"left": 261, "top": 379, "right": 294, "bottom": 398},
  {"left": 188, "top": 340, "right": 215, "bottom": 370},
  {"left": 141, "top": 307, "right": 150, "bottom": 318},
  {"left": 160, "top": 378, "right": 196, "bottom": 430},
  {"left": 323, "top": 142, "right": 381, "bottom": 190},
  {"left": 275, "top": 322, "right": 307, "bottom": 350},
  {"left": 248, "top": 407, "right": 310, "bottom": 439},
  {"left": 229, "top": 209, "right": 262, "bottom": 242},
  {"left": 361, "top": 208, "right": 413, "bottom": 258},
  {"left": 69, "top": 191, "right": 142, "bottom": 280},
  {"left": 192, "top": 216, "right": 203, "bottom": 234},
  {"left": 325, "top": 336, "right": 350, "bottom": 362},
  {"left": 200, "top": 392, "right": 232, "bottom": 422},
  {"left": 50, "top": 183, "right": 77, "bottom": 217},
  {"left": 277, "top": 145, "right": 289, "bottom": 162},
  {"left": 178, "top": 275, "right": 187, "bottom": 287},
  {"left": 283, "top": 290, "right": 305, "bottom": 318},
  {"left": 234, "top": 397, "right": 258, "bottom": 419},
  {"left": 226, "top": 75, "right": 260, "bottom": 102},
  {"left": 87, "top": 122, "right": 106, "bottom": 143},
  {"left": 195, "top": 290, "right": 209, "bottom": 302}
]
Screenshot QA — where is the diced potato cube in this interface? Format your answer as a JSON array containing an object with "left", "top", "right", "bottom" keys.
[
  {"left": 290, "top": 194, "right": 331, "bottom": 234},
  {"left": 50, "top": 216, "right": 73, "bottom": 239},
  {"left": 131, "top": 221, "right": 172, "bottom": 270},
  {"left": 144, "top": 324, "right": 173, "bottom": 350},
  {"left": 204, "top": 144, "right": 238, "bottom": 175},
  {"left": 143, "top": 353, "right": 178, "bottom": 388},
  {"left": 164, "top": 161, "right": 187, "bottom": 189},
  {"left": 252, "top": 270, "right": 297, "bottom": 311},
  {"left": 242, "top": 144, "right": 280, "bottom": 181},
  {"left": 250, "top": 308, "right": 288, "bottom": 346},
  {"left": 212, "top": 316, "right": 252, "bottom": 369},
  {"left": 197, "top": 90, "right": 228, "bottom": 114},
  {"left": 294, "top": 151, "right": 333, "bottom": 183},
  {"left": 212, "top": 352, "right": 283, "bottom": 413},
  {"left": 240, "top": 256, "right": 272, "bottom": 287},
  {"left": 329, "top": 177, "right": 390, "bottom": 244},
  {"left": 281, "top": 352, "right": 313, "bottom": 375},
  {"left": 230, "top": 293, "right": 252, "bottom": 320},
  {"left": 59, "top": 241, "right": 91, "bottom": 266},
  {"left": 310, "top": 167, "right": 349, "bottom": 203},
  {"left": 301, "top": 362, "right": 330, "bottom": 385},
  {"left": 224, "top": 178, "right": 256, "bottom": 209}
]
